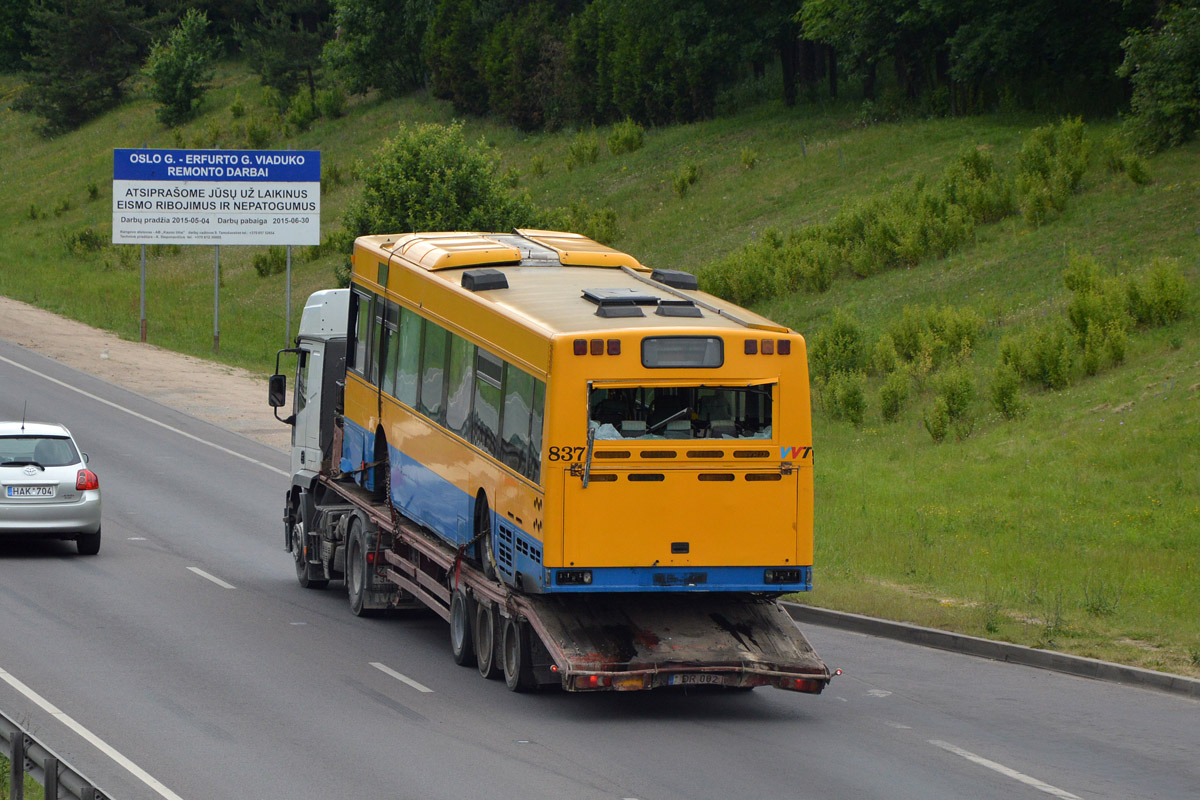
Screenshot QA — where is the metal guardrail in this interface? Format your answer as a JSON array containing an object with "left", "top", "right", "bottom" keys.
[{"left": 0, "top": 709, "right": 111, "bottom": 800}]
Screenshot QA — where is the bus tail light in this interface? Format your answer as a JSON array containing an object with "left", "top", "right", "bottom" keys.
[
  {"left": 607, "top": 339, "right": 621, "bottom": 355},
  {"left": 574, "top": 339, "right": 587, "bottom": 355},
  {"left": 764, "top": 568, "right": 801, "bottom": 584},
  {"left": 778, "top": 339, "right": 791, "bottom": 355},
  {"left": 76, "top": 469, "right": 99, "bottom": 491}
]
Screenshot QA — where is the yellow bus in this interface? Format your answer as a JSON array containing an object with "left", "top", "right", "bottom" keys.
[{"left": 341, "top": 230, "right": 814, "bottom": 594}]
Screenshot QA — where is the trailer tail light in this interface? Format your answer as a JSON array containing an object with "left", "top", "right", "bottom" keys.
[
  {"left": 778, "top": 676, "right": 826, "bottom": 693},
  {"left": 574, "top": 674, "right": 613, "bottom": 690},
  {"left": 76, "top": 469, "right": 99, "bottom": 491}
]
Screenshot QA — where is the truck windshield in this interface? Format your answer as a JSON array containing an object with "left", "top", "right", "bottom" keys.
[{"left": 588, "top": 385, "right": 772, "bottom": 440}]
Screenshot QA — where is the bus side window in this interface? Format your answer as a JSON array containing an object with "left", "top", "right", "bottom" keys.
[
  {"left": 348, "top": 289, "right": 372, "bottom": 377},
  {"left": 501, "top": 365, "right": 533, "bottom": 476},
  {"left": 419, "top": 320, "right": 449, "bottom": 425},
  {"left": 446, "top": 334, "right": 474, "bottom": 438},
  {"left": 529, "top": 379, "right": 545, "bottom": 483},
  {"left": 396, "top": 307, "right": 421, "bottom": 407},
  {"left": 368, "top": 294, "right": 386, "bottom": 385},
  {"left": 380, "top": 301, "right": 399, "bottom": 395},
  {"left": 472, "top": 349, "right": 503, "bottom": 457}
]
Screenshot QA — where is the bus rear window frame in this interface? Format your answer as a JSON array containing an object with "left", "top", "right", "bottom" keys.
[{"left": 641, "top": 336, "right": 724, "bottom": 369}]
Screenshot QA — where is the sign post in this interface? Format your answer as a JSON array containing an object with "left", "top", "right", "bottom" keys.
[{"left": 112, "top": 148, "right": 320, "bottom": 350}]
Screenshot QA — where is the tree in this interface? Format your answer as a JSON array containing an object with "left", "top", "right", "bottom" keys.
[
  {"left": 145, "top": 9, "right": 219, "bottom": 126},
  {"left": 1119, "top": 1, "right": 1200, "bottom": 151},
  {"left": 0, "top": 0, "right": 32, "bottom": 71},
  {"left": 16, "top": 0, "right": 149, "bottom": 135},
  {"left": 323, "top": 0, "right": 431, "bottom": 98},
  {"left": 237, "top": 0, "right": 331, "bottom": 99},
  {"left": 342, "top": 122, "right": 542, "bottom": 237}
]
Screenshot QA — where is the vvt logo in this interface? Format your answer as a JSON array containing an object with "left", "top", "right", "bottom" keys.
[{"left": 780, "top": 446, "right": 812, "bottom": 460}]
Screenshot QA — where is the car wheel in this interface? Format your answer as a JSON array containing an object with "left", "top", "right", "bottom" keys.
[{"left": 76, "top": 527, "right": 101, "bottom": 556}]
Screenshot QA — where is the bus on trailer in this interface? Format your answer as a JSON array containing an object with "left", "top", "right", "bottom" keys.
[{"left": 339, "top": 229, "right": 814, "bottom": 596}]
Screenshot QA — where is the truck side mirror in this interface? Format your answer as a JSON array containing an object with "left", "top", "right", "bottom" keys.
[{"left": 268, "top": 373, "right": 287, "bottom": 407}]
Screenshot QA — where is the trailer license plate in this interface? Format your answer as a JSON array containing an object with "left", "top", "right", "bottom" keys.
[
  {"left": 7, "top": 485, "right": 54, "bottom": 498},
  {"left": 669, "top": 673, "right": 726, "bottom": 686}
]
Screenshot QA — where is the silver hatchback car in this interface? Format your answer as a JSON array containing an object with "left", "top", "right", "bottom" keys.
[{"left": 0, "top": 422, "right": 102, "bottom": 554}]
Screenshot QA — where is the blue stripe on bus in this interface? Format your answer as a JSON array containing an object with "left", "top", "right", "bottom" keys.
[{"left": 545, "top": 565, "right": 813, "bottom": 593}]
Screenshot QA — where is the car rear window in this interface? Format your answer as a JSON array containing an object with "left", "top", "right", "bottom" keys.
[{"left": 0, "top": 436, "right": 80, "bottom": 467}]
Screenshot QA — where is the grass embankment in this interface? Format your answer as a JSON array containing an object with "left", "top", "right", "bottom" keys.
[{"left": 1, "top": 66, "right": 1197, "bottom": 676}]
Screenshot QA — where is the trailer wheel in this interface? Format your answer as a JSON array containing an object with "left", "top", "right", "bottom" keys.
[
  {"left": 346, "top": 517, "right": 375, "bottom": 617},
  {"left": 449, "top": 590, "right": 475, "bottom": 667},
  {"left": 291, "top": 508, "right": 328, "bottom": 590},
  {"left": 502, "top": 617, "right": 538, "bottom": 692},
  {"left": 474, "top": 601, "right": 502, "bottom": 680}
]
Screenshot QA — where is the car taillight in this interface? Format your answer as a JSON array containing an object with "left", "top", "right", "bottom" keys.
[{"left": 76, "top": 469, "right": 99, "bottom": 491}]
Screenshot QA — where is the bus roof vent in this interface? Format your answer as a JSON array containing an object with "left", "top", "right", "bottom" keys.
[
  {"left": 651, "top": 269, "right": 699, "bottom": 291},
  {"left": 462, "top": 268, "right": 509, "bottom": 292},
  {"left": 583, "top": 287, "right": 659, "bottom": 318},
  {"left": 655, "top": 299, "right": 703, "bottom": 318}
]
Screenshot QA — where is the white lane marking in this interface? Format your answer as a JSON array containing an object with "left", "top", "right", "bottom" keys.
[
  {"left": 371, "top": 662, "right": 434, "bottom": 693},
  {"left": 187, "top": 567, "right": 236, "bottom": 589},
  {"left": 0, "top": 666, "right": 185, "bottom": 800},
  {"left": 867, "top": 689, "right": 892, "bottom": 697},
  {"left": 0, "top": 354, "right": 287, "bottom": 477},
  {"left": 929, "top": 740, "right": 1083, "bottom": 800}
]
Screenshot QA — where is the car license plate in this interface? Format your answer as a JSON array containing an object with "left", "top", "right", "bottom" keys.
[
  {"left": 7, "top": 486, "right": 55, "bottom": 498},
  {"left": 669, "top": 673, "right": 726, "bottom": 686}
]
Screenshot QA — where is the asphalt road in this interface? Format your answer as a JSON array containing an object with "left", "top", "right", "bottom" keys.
[{"left": 1, "top": 339, "right": 1197, "bottom": 800}]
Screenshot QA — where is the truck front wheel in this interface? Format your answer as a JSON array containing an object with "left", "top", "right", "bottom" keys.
[{"left": 291, "top": 509, "right": 328, "bottom": 590}]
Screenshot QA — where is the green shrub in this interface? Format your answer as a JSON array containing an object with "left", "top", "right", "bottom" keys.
[
  {"left": 990, "top": 362, "right": 1028, "bottom": 419},
  {"left": 879, "top": 370, "right": 910, "bottom": 423},
  {"left": 1002, "top": 324, "right": 1074, "bottom": 390},
  {"left": 529, "top": 155, "right": 546, "bottom": 178},
  {"left": 607, "top": 117, "right": 644, "bottom": 154},
  {"left": 934, "top": 364, "right": 976, "bottom": 421},
  {"left": 888, "top": 304, "right": 982, "bottom": 371},
  {"left": 315, "top": 86, "right": 346, "bottom": 119},
  {"left": 822, "top": 371, "right": 866, "bottom": 426},
  {"left": 144, "top": 8, "right": 218, "bottom": 127},
  {"left": 923, "top": 396, "right": 950, "bottom": 443},
  {"left": 323, "top": 163, "right": 343, "bottom": 187},
  {"left": 543, "top": 200, "right": 619, "bottom": 244},
  {"left": 253, "top": 246, "right": 287, "bottom": 277},
  {"left": 287, "top": 88, "right": 318, "bottom": 131},
  {"left": 740, "top": 147, "right": 758, "bottom": 169},
  {"left": 1014, "top": 118, "right": 1091, "bottom": 225},
  {"left": 775, "top": 235, "right": 839, "bottom": 294},
  {"left": 671, "top": 162, "right": 700, "bottom": 198},
  {"left": 939, "top": 147, "right": 1015, "bottom": 223},
  {"left": 873, "top": 333, "right": 900, "bottom": 375},
  {"left": 809, "top": 310, "right": 867, "bottom": 382},
  {"left": 64, "top": 227, "right": 105, "bottom": 254},
  {"left": 53, "top": 197, "right": 72, "bottom": 217},
  {"left": 244, "top": 115, "right": 273, "bottom": 148},
  {"left": 27, "top": 204, "right": 43, "bottom": 220},
  {"left": 86, "top": 181, "right": 99, "bottom": 201},
  {"left": 567, "top": 130, "right": 600, "bottom": 170},
  {"left": 1063, "top": 254, "right": 1131, "bottom": 348},
  {"left": 1122, "top": 155, "right": 1152, "bottom": 185},
  {"left": 230, "top": 91, "right": 246, "bottom": 119},
  {"left": 342, "top": 122, "right": 541, "bottom": 238},
  {"left": 1126, "top": 258, "right": 1189, "bottom": 326},
  {"left": 697, "top": 245, "right": 775, "bottom": 307}
]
